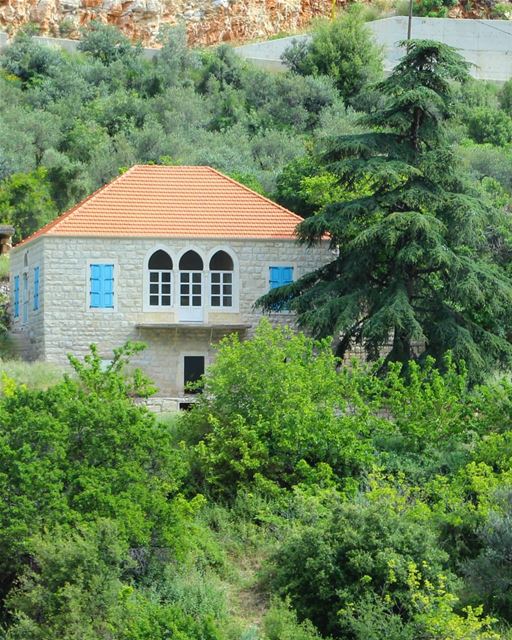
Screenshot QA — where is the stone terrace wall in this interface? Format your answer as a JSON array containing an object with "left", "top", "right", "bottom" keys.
[{"left": 235, "top": 16, "right": 512, "bottom": 82}]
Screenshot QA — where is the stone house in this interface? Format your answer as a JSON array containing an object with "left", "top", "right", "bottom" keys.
[{"left": 9, "top": 165, "right": 331, "bottom": 409}]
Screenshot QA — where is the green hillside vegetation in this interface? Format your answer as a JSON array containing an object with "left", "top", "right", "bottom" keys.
[
  {"left": 1, "top": 324, "right": 512, "bottom": 639},
  {"left": 2, "top": 9, "right": 512, "bottom": 639}
]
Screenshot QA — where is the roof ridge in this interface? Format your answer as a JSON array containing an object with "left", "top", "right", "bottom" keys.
[{"left": 15, "top": 166, "right": 139, "bottom": 248}]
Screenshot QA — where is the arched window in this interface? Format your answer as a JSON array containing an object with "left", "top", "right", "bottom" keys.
[
  {"left": 209, "top": 250, "right": 234, "bottom": 308},
  {"left": 179, "top": 251, "right": 203, "bottom": 316},
  {"left": 179, "top": 251, "right": 203, "bottom": 271},
  {"left": 148, "top": 249, "right": 173, "bottom": 307}
]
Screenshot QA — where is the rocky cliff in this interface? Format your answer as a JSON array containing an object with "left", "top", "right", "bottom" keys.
[{"left": 0, "top": 0, "right": 337, "bottom": 46}]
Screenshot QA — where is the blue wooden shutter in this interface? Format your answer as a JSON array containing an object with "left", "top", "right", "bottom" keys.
[
  {"left": 13, "top": 275, "right": 19, "bottom": 318},
  {"left": 33, "top": 267, "right": 40, "bottom": 311},
  {"left": 102, "top": 264, "right": 114, "bottom": 308},
  {"left": 269, "top": 266, "right": 293, "bottom": 289},
  {"left": 90, "top": 263, "right": 114, "bottom": 309},
  {"left": 90, "top": 264, "right": 102, "bottom": 308}
]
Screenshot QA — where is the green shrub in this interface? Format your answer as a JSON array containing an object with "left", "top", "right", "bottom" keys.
[
  {"left": 413, "top": 0, "right": 457, "bottom": 16},
  {"left": 0, "top": 343, "right": 194, "bottom": 600},
  {"left": 467, "top": 108, "right": 512, "bottom": 147},
  {"left": 78, "top": 21, "right": 137, "bottom": 66},
  {"left": 499, "top": 78, "right": 512, "bottom": 114},
  {"left": 463, "top": 488, "right": 512, "bottom": 620},
  {"left": 5, "top": 520, "right": 127, "bottom": 640},
  {"left": 5, "top": 520, "right": 227, "bottom": 640},
  {"left": 262, "top": 599, "right": 324, "bottom": 640},
  {"left": 282, "top": 8, "right": 383, "bottom": 103},
  {"left": 1, "top": 33, "right": 63, "bottom": 84},
  {"left": 268, "top": 485, "right": 456, "bottom": 637},
  {"left": 178, "top": 320, "right": 372, "bottom": 496}
]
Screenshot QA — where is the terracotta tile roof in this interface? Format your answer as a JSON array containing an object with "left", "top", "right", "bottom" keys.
[{"left": 17, "top": 165, "right": 306, "bottom": 247}]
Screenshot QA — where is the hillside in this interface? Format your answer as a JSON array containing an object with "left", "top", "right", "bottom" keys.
[
  {"left": 0, "top": 0, "right": 332, "bottom": 46},
  {"left": 0, "top": 0, "right": 509, "bottom": 46}
]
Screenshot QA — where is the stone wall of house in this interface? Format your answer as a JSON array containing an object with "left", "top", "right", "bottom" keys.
[
  {"left": 9, "top": 237, "right": 45, "bottom": 360},
  {"left": 0, "top": 0, "right": 336, "bottom": 47},
  {"left": 10, "top": 235, "right": 332, "bottom": 396}
]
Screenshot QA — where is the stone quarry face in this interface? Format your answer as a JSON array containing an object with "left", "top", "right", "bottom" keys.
[{"left": 0, "top": 0, "right": 335, "bottom": 46}]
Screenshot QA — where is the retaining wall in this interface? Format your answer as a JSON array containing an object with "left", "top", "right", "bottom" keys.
[
  {"left": 1, "top": 16, "right": 511, "bottom": 79},
  {"left": 235, "top": 16, "right": 512, "bottom": 81}
]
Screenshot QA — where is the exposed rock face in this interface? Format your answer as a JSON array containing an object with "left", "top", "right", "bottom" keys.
[{"left": 0, "top": 0, "right": 337, "bottom": 46}]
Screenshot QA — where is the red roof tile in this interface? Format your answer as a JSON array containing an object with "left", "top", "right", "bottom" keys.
[{"left": 17, "top": 165, "right": 305, "bottom": 246}]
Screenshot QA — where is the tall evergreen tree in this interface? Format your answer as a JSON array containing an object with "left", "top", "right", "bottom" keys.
[{"left": 258, "top": 41, "right": 512, "bottom": 379}]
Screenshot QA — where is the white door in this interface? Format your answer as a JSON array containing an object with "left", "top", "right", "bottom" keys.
[{"left": 179, "top": 270, "right": 204, "bottom": 322}]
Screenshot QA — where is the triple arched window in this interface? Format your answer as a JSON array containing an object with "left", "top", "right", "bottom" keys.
[{"left": 146, "top": 248, "right": 236, "bottom": 313}]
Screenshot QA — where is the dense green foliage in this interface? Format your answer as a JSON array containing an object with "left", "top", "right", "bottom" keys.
[
  {"left": 0, "top": 22, "right": 347, "bottom": 240},
  {"left": 3, "top": 326, "right": 512, "bottom": 638},
  {"left": 3, "top": 13, "right": 512, "bottom": 640},
  {"left": 281, "top": 8, "right": 383, "bottom": 105},
  {"left": 259, "top": 40, "right": 512, "bottom": 381},
  {"left": 178, "top": 322, "right": 370, "bottom": 496}
]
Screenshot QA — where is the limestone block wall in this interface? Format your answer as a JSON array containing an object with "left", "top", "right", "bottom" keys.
[
  {"left": 9, "top": 238, "right": 45, "bottom": 360},
  {"left": 11, "top": 235, "right": 332, "bottom": 396}
]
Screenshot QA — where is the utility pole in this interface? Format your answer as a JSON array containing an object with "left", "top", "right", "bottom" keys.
[{"left": 407, "top": 0, "right": 413, "bottom": 41}]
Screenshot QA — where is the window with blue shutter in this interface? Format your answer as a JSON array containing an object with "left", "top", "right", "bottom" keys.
[
  {"left": 90, "top": 263, "right": 114, "bottom": 309},
  {"left": 13, "top": 275, "right": 19, "bottom": 318},
  {"left": 33, "top": 266, "right": 40, "bottom": 311},
  {"left": 269, "top": 266, "right": 294, "bottom": 289},
  {"left": 22, "top": 273, "right": 28, "bottom": 323},
  {"left": 269, "top": 266, "right": 294, "bottom": 311}
]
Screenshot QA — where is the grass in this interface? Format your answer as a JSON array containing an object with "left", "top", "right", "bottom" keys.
[
  {"left": 0, "top": 359, "right": 66, "bottom": 393},
  {"left": 0, "top": 255, "right": 9, "bottom": 281}
]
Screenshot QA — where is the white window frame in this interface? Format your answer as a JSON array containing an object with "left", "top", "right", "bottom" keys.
[
  {"left": 176, "top": 247, "right": 206, "bottom": 323},
  {"left": 143, "top": 246, "right": 175, "bottom": 313},
  {"left": 85, "top": 258, "right": 118, "bottom": 313},
  {"left": 207, "top": 246, "right": 239, "bottom": 313}
]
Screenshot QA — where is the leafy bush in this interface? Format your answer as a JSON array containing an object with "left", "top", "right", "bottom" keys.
[
  {"left": 178, "top": 320, "right": 372, "bottom": 496},
  {"left": 464, "top": 488, "right": 512, "bottom": 620},
  {"left": 499, "top": 77, "right": 512, "bottom": 114},
  {"left": 0, "top": 343, "right": 194, "bottom": 601},
  {"left": 5, "top": 520, "right": 128, "bottom": 640},
  {"left": 282, "top": 8, "right": 383, "bottom": 103},
  {"left": 262, "top": 599, "right": 324, "bottom": 640},
  {"left": 467, "top": 108, "right": 512, "bottom": 147},
  {"left": 78, "top": 21, "right": 138, "bottom": 66},
  {"left": 413, "top": 0, "right": 457, "bottom": 16},
  {"left": 0, "top": 167, "right": 58, "bottom": 241},
  {"left": 268, "top": 484, "right": 454, "bottom": 637},
  {"left": 5, "top": 520, "right": 226, "bottom": 640},
  {"left": 1, "top": 34, "right": 62, "bottom": 85}
]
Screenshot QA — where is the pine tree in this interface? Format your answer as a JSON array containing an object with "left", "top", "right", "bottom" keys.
[{"left": 258, "top": 41, "right": 512, "bottom": 379}]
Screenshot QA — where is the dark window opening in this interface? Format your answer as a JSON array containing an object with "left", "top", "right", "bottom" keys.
[
  {"left": 179, "top": 251, "right": 203, "bottom": 271},
  {"left": 148, "top": 250, "right": 173, "bottom": 270},
  {"left": 184, "top": 356, "right": 205, "bottom": 394},
  {"left": 209, "top": 250, "right": 233, "bottom": 271}
]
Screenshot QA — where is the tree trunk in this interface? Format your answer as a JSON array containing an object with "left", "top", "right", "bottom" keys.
[{"left": 391, "top": 326, "right": 412, "bottom": 363}]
